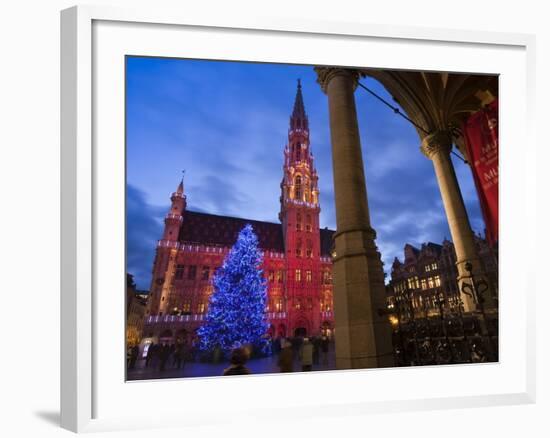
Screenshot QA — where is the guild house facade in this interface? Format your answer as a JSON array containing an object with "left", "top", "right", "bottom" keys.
[
  {"left": 140, "top": 82, "right": 335, "bottom": 346},
  {"left": 387, "top": 237, "right": 498, "bottom": 317}
]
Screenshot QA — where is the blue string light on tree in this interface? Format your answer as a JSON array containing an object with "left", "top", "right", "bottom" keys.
[{"left": 198, "top": 224, "right": 269, "bottom": 356}]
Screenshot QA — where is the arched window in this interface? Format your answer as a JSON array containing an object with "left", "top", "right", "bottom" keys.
[
  {"left": 296, "top": 212, "right": 302, "bottom": 230},
  {"left": 295, "top": 175, "right": 302, "bottom": 200},
  {"left": 306, "top": 214, "right": 312, "bottom": 231}
]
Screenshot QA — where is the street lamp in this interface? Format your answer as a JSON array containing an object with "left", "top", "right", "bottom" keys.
[{"left": 379, "top": 297, "right": 405, "bottom": 366}]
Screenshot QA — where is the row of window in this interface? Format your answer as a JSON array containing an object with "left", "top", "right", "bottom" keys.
[
  {"left": 407, "top": 276, "right": 420, "bottom": 289},
  {"left": 162, "top": 302, "right": 207, "bottom": 316},
  {"left": 266, "top": 270, "right": 332, "bottom": 284},
  {"left": 295, "top": 269, "right": 310, "bottom": 282},
  {"left": 425, "top": 262, "right": 438, "bottom": 272},
  {"left": 293, "top": 175, "right": 315, "bottom": 203},
  {"left": 267, "top": 270, "right": 284, "bottom": 283},
  {"left": 403, "top": 262, "right": 439, "bottom": 274},
  {"left": 421, "top": 275, "right": 442, "bottom": 289},
  {"left": 292, "top": 143, "right": 304, "bottom": 162},
  {"left": 174, "top": 264, "right": 209, "bottom": 281},
  {"left": 393, "top": 281, "right": 408, "bottom": 293},
  {"left": 295, "top": 248, "right": 314, "bottom": 257},
  {"left": 295, "top": 223, "right": 313, "bottom": 232},
  {"left": 167, "top": 298, "right": 333, "bottom": 315},
  {"left": 290, "top": 299, "right": 332, "bottom": 312},
  {"left": 266, "top": 297, "right": 285, "bottom": 312},
  {"left": 388, "top": 292, "right": 457, "bottom": 311},
  {"left": 411, "top": 294, "right": 437, "bottom": 310},
  {"left": 295, "top": 212, "right": 313, "bottom": 231},
  {"left": 174, "top": 265, "right": 333, "bottom": 285},
  {"left": 393, "top": 275, "right": 442, "bottom": 293},
  {"left": 294, "top": 269, "right": 332, "bottom": 283},
  {"left": 294, "top": 298, "right": 314, "bottom": 310}
]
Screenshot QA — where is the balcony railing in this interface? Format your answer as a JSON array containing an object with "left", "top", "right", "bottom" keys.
[
  {"left": 146, "top": 310, "right": 332, "bottom": 325},
  {"left": 288, "top": 128, "right": 309, "bottom": 137},
  {"left": 179, "top": 243, "right": 229, "bottom": 254},
  {"left": 165, "top": 213, "right": 183, "bottom": 221},
  {"left": 146, "top": 314, "right": 205, "bottom": 324},
  {"left": 286, "top": 199, "right": 318, "bottom": 209},
  {"left": 261, "top": 251, "right": 285, "bottom": 259},
  {"left": 157, "top": 240, "right": 179, "bottom": 248},
  {"left": 163, "top": 244, "right": 285, "bottom": 259}
]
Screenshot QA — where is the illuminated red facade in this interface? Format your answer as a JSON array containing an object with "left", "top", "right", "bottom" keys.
[{"left": 143, "top": 82, "right": 335, "bottom": 343}]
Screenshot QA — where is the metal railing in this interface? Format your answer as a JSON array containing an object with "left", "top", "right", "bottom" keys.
[{"left": 146, "top": 314, "right": 205, "bottom": 324}]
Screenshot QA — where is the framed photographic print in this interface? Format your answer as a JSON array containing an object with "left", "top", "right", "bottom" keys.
[{"left": 61, "top": 4, "right": 536, "bottom": 433}]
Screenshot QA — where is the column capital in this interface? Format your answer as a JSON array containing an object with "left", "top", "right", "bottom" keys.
[
  {"left": 314, "top": 67, "right": 361, "bottom": 94},
  {"left": 420, "top": 130, "right": 453, "bottom": 159}
]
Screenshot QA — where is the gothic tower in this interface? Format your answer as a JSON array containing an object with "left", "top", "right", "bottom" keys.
[
  {"left": 279, "top": 80, "right": 322, "bottom": 336},
  {"left": 146, "top": 179, "right": 186, "bottom": 316}
]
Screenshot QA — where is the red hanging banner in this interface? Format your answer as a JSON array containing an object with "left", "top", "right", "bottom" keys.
[{"left": 462, "top": 99, "right": 499, "bottom": 246}]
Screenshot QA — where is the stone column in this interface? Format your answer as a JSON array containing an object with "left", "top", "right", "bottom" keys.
[
  {"left": 315, "top": 67, "right": 394, "bottom": 369},
  {"left": 420, "top": 131, "right": 485, "bottom": 312}
]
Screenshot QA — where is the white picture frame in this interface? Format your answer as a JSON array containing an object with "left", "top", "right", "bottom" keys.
[{"left": 60, "top": 4, "right": 536, "bottom": 433}]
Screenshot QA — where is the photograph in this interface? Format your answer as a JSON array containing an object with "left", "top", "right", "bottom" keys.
[
  {"left": 124, "top": 57, "right": 499, "bottom": 380},
  {"left": 2, "top": 0, "right": 544, "bottom": 435}
]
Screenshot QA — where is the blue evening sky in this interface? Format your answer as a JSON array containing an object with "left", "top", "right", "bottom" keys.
[{"left": 126, "top": 57, "right": 485, "bottom": 290}]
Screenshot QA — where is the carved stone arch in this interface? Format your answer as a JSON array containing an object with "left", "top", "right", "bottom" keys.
[
  {"left": 175, "top": 328, "right": 188, "bottom": 342},
  {"left": 363, "top": 70, "right": 497, "bottom": 146},
  {"left": 293, "top": 318, "right": 310, "bottom": 337},
  {"left": 159, "top": 329, "right": 173, "bottom": 343}
]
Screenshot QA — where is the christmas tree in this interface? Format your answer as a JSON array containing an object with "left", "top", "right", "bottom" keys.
[{"left": 198, "top": 224, "right": 269, "bottom": 355}]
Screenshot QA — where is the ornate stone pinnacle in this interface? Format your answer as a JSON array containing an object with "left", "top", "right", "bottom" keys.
[
  {"left": 420, "top": 130, "right": 453, "bottom": 159},
  {"left": 314, "top": 67, "right": 361, "bottom": 94}
]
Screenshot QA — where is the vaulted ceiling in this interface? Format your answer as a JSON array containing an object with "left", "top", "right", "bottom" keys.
[{"left": 361, "top": 69, "right": 498, "bottom": 157}]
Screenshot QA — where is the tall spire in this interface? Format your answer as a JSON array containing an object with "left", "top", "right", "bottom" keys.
[
  {"left": 280, "top": 78, "right": 319, "bottom": 220},
  {"left": 290, "top": 79, "right": 308, "bottom": 131},
  {"left": 176, "top": 170, "right": 185, "bottom": 194}
]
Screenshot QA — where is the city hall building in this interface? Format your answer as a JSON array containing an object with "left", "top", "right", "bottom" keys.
[{"left": 141, "top": 82, "right": 335, "bottom": 345}]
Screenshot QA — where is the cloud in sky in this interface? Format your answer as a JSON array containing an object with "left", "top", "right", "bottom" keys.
[
  {"left": 126, "top": 57, "right": 486, "bottom": 289},
  {"left": 126, "top": 185, "right": 164, "bottom": 289}
]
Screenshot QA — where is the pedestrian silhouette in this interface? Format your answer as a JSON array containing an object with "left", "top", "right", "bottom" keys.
[
  {"left": 320, "top": 335, "right": 330, "bottom": 366},
  {"left": 159, "top": 344, "right": 170, "bottom": 371},
  {"left": 277, "top": 339, "right": 294, "bottom": 373},
  {"left": 299, "top": 337, "right": 314, "bottom": 371},
  {"left": 223, "top": 347, "right": 251, "bottom": 376}
]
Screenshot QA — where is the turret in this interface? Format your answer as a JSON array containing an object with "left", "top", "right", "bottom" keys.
[
  {"left": 162, "top": 178, "right": 186, "bottom": 241},
  {"left": 147, "top": 177, "right": 187, "bottom": 316}
]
